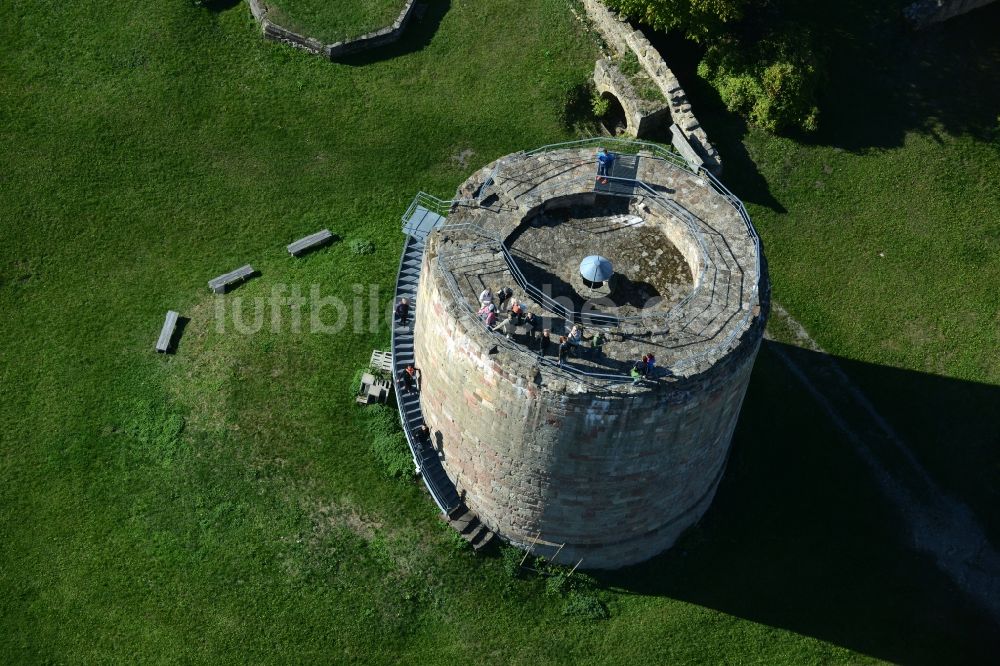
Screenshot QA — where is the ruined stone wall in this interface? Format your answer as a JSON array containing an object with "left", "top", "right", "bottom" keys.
[
  {"left": 593, "top": 59, "right": 674, "bottom": 138},
  {"left": 580, "top": 0, "right": 720, "bottom": 171},
  {"left": 413, "top": 237, "right": 764, "bottom": 568}
]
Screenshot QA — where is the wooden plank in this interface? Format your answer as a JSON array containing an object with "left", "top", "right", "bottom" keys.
[
  {"left": 369, "top": 350, "right": 393, "bottom": 372},
  {"left": 520, "top": 531, "right": 542, "bottom": 567},
  {"left": 155, "top": 310, "right": 179, "bottom": 353}
]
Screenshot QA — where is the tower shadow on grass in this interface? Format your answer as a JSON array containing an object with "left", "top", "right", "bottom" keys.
[
  {"left": 639, "top": 30, "right": 786, "bottom": 214},
  {"left": 336, "top": 0, "right": 452, "bottom": 67},
  {"left": 592, "top": 341, "right": 1000, "bottom": 664}
]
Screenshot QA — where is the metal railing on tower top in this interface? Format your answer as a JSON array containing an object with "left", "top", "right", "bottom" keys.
[{"left": 399, "top": 138, "right": 764, "bottom": 382}]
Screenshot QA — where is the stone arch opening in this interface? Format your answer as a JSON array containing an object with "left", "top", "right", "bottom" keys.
[{"left": 599, "top": 92, "right": 628, "bottom": 135}]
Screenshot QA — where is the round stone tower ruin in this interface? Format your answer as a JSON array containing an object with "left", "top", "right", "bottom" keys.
[{"left": 412, "top": 144, "right": 767, "bottom": 569}]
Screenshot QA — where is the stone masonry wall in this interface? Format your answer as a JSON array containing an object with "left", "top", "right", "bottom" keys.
[
  {"left": 414, "top": 236, "right": 763, "bottom": 568},
  {"left": 247, "top": 0, "right": 417, "bottom": 60},
  {"left": 580, "top": 0, "right": 721, "bottom": 171},
  {"left": 593, "top": 59, "right": 674, "bottom": 138}
]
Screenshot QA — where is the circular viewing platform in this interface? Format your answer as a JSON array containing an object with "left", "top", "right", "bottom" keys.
[{"left": 426, "top": 144, "right": 764, "bottom": 386}]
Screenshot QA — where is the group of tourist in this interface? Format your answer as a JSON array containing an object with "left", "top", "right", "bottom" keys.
[
  {"left": 477, "top": 287, "right": 615, "bottom": 368},
  {"left": 393, "top": 298, "right": 420, "bottom": 395},
  {"left": 630, "top": 353, "right": 657, "bottom": 384},
  {"left": 478, "top": 286, "right": 543, "bottom": 340},
  {"left": 394, "top": 286, "right": 659, "bottom": 386}
]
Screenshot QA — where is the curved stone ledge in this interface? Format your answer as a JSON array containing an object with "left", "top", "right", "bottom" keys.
[
  {"left": 247, "top": 0, "right": 417, "bottom": 60},
  {"left": 439, "top": 149, "right": 760, "bottom": 380}
]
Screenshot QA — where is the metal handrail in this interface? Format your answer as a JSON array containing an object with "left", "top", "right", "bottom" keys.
[
  {"left": 401, "top": 139, "right": 764, "bottom": 381},
  {"left": 435, "top": 260, "right": 634, "bottom": 386},
  {"left": 391, "top": 234, "right": 455, "bottom": 513},
  {"left": 440, "top": 171, "right": 719, "bottom": 328},
  {"left": 517, "top": 137, "right": 763, "bottom": 306}
]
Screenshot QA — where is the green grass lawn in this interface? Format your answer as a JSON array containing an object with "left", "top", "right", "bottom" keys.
[
  {"left": 266, "top": 0, "right": 409, "bottom": 43},
  {"left": 1, "top": 0, "right": 998, "bottom": 662}
]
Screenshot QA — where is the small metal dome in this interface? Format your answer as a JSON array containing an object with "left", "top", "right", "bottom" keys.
[{"left": 580, "top": 255, "right": 613, "bottom": 283}]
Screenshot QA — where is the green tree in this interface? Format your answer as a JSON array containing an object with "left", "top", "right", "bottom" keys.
[
  {"left": 698, "top": 33, "right": 821, "bottom": 132},
  {"left": 602, "top": 0, "right": 749, "bottom": 41},
  {"left": 602, "top": 0, "right": 822, "bottom": 132}
]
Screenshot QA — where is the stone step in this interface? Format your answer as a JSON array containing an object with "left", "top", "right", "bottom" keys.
[
  {"left": 445, "top": 509, "right": 475, "bottom": 533},
  {"left": 462, "top": 522, "right": 486, "bottom": 544},
  {"left": 471, "top": 528, "right": 494, "bottom": 551}
]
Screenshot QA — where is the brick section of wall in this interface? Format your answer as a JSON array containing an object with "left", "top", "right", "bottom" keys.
[{"left": 413, "top": 240, "right": 763, "bottom": 569}]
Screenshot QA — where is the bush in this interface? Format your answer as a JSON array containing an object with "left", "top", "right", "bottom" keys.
[
  {"left": 562, "top": 592, "right": 610, "bottom": 620},
  {"left": 545, "top": 570, "right": 571, "bottom": 597},
  {"left": 363, "top": 404, "right": 402, "bottom": 437},
  {"left": 603, "top": 0, "right": 748, "bottom": 42},
  {"left": 617, "top": 51, "right": 641, "bottom": 77},
  {"left": 500, "top": 544, "right": 524, "bottom": 579},
  {"left": 370, "top": 431, "right": 413, "bottom": 480},
  {"left": 357, "top": 404, "right": 414, "bottom": 480},
  {"left": 349, "top": 238, "right": 376, "bottom": 255},
  {"left": 698, "top": 34, "right": 821, "bottom": 133},
  {"left": 591, "top": 91, "right": 610, "bottom": 118}
]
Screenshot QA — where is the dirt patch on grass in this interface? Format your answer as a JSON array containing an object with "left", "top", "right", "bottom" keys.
[
  {"left": 308, "top": 497, "right": 384, "bottom": 542},
  {"left": 451, "top": 148, "right": 476, "bottom": 169}
]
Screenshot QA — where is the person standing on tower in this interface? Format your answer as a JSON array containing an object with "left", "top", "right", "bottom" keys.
[
  {"left": 538, "top": 328, "right": 552, "bottom": 357},
  {"left": 596, "top": 146, "right": 615, "bottom": 185},
  {"left": 558, "top": 336, "right": 570, "bottom": 366}
]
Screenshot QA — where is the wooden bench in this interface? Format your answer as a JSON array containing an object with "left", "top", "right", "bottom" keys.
[
  {"left": 287, "top": 229, "right": 334, "bottom": 256},
  {"left": 156, "top": 310, "right": 179, "bottom": 353},
  {"left": 208, "top": 265, "right": 254, "bottom": 294}
]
